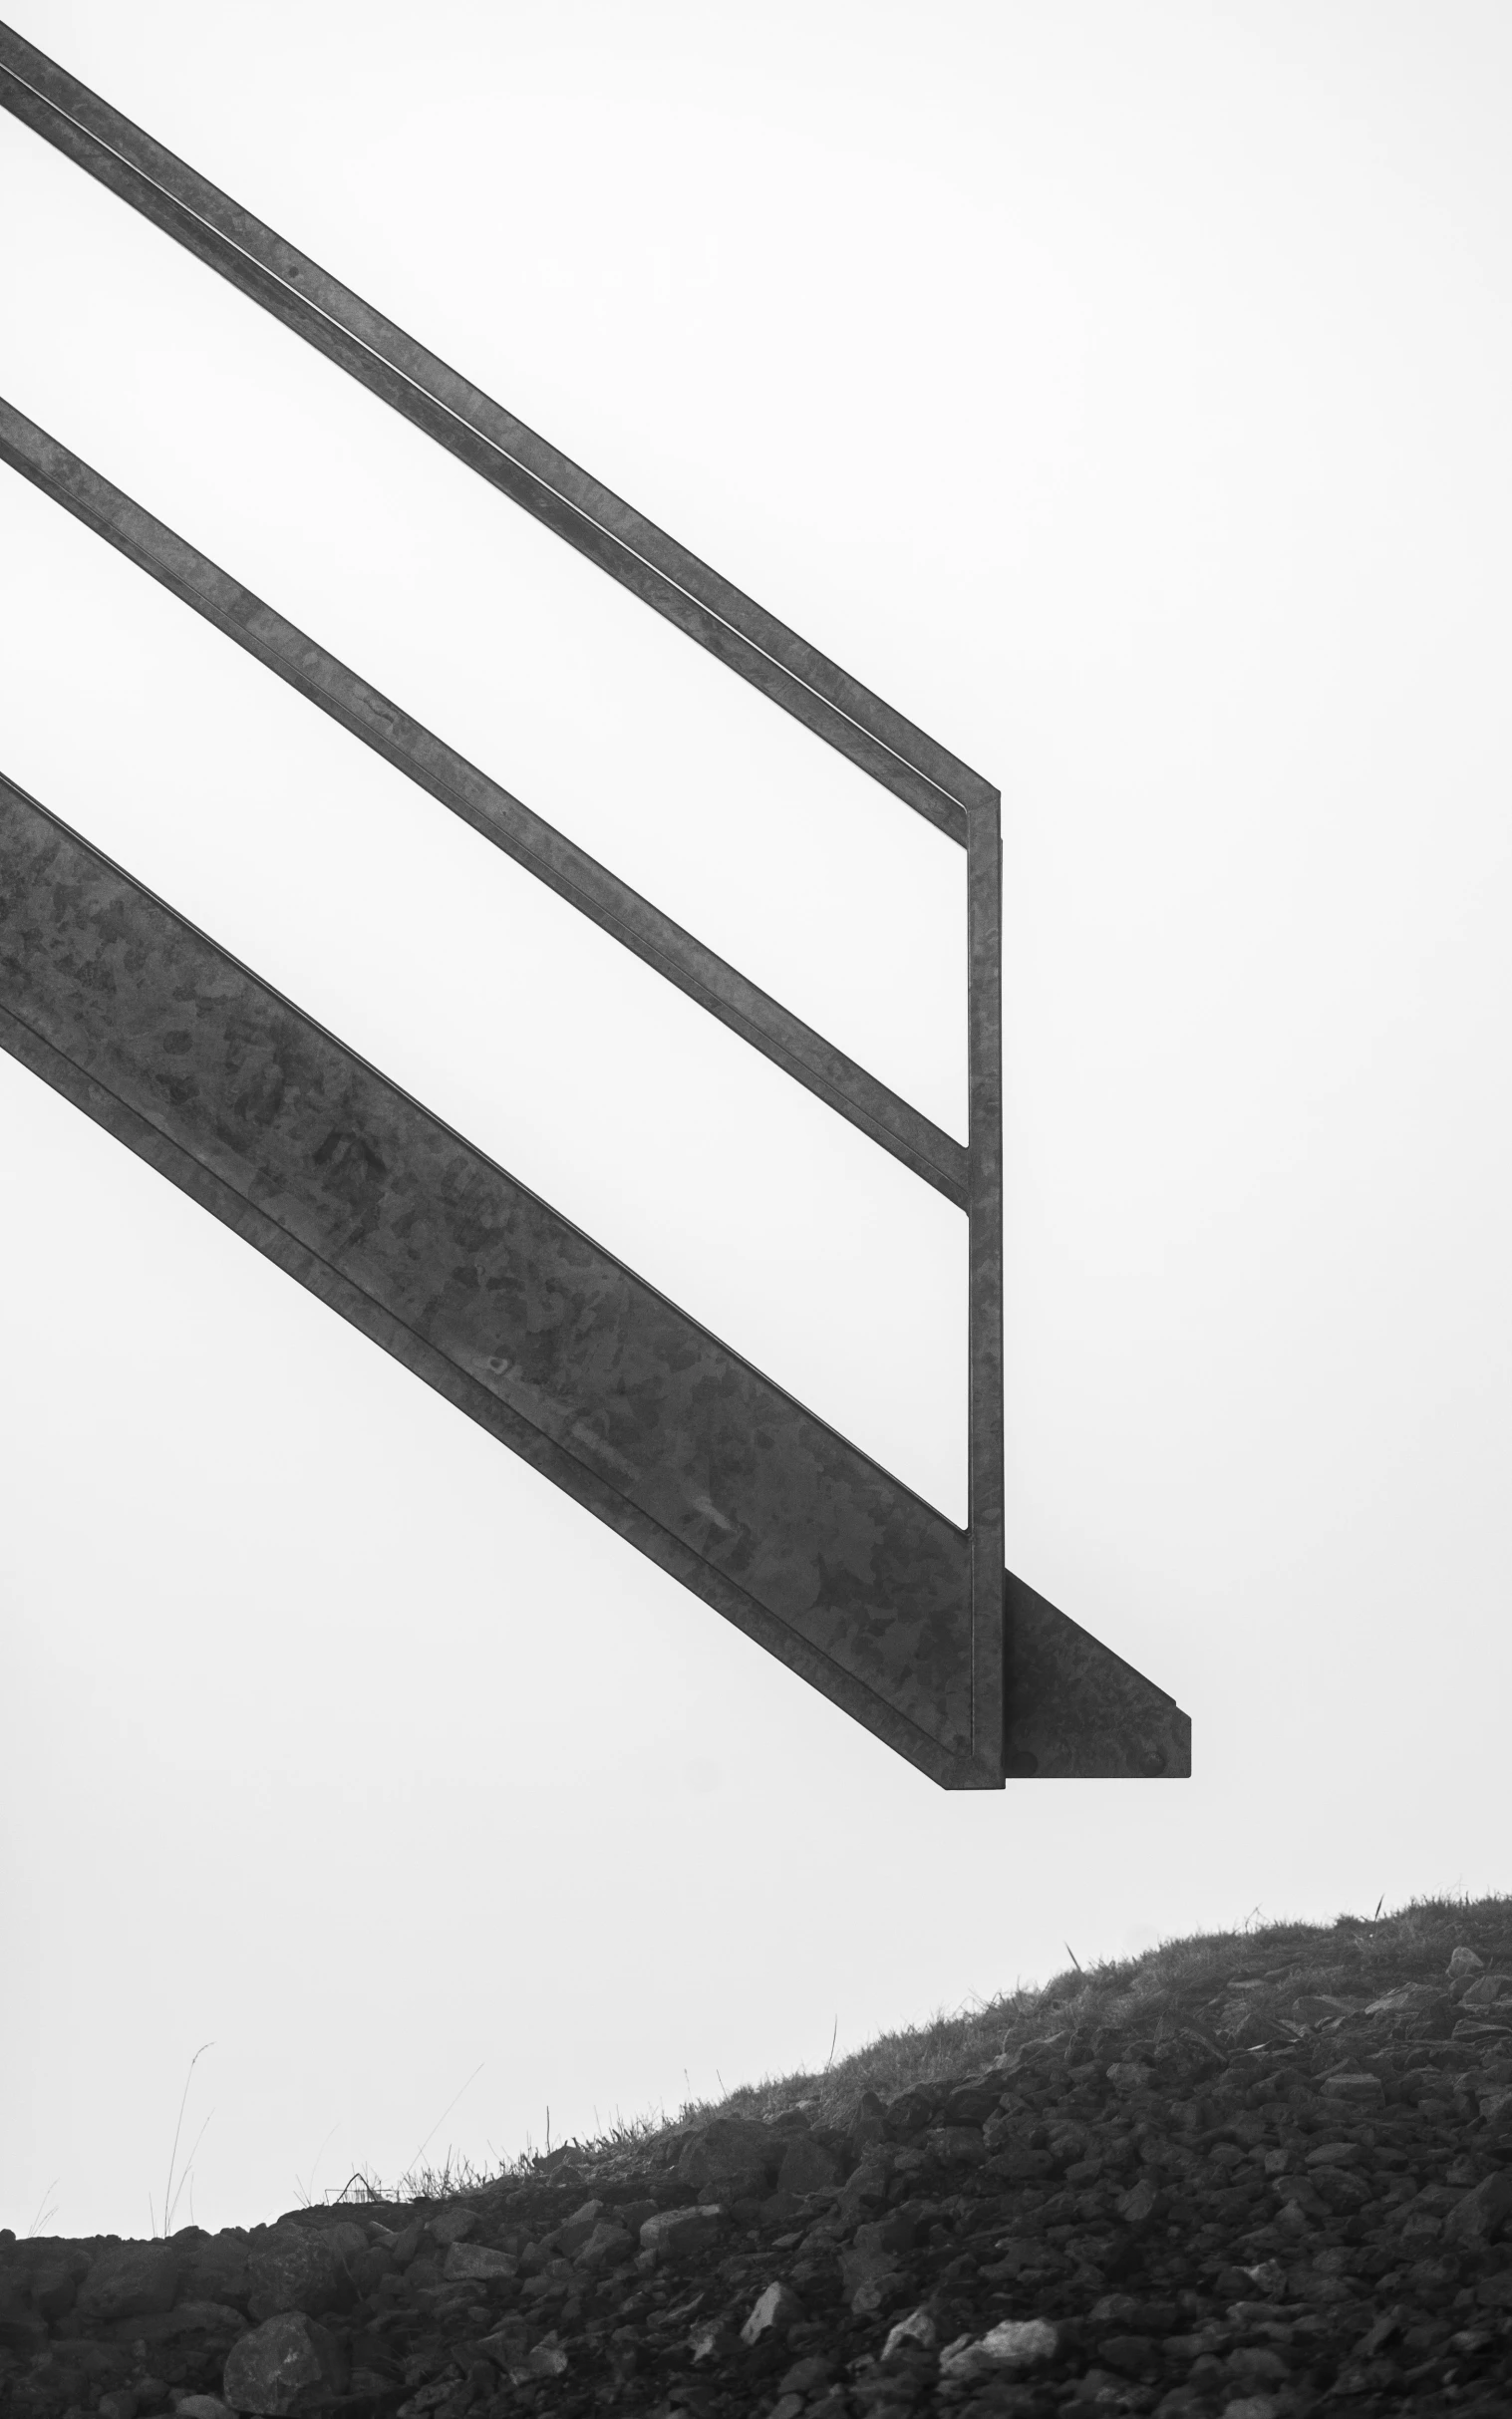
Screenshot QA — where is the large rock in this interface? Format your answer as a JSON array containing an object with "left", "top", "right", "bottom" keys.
[
  {"left": 840, "top": 2238, "right": 899, "bottom": 2303},
  {"left": 105, "top": 2303, "right": 249, "bottom": 2395},
  {"left": 923, "top": 2124, "right": 987, "bottom": 2169},
  {"left": 29, "top": 2264, "right": 79, "bottom": 2322},
  {"left": 0, "top": 2304, "right": 49, "bottom": 2357},
  {"left": 1445, "top": 2172, "right": 1512, "bottom": 2246},
  {"left": 75, "top": 2242, "right": 181, "bottom": 2326},
  {"left": 176, "top": 2232, "right": 254, "bottom": 2313},
  {"left": 638, "top": 2207, "right": 725, "bottom": 2264},
  {"left": 550, "top": 2201, "right": 605, "bottom": 2256},
  {"left": 443, "top": 2241, "right": 518, "bottom": 2283},
  {"left": 881, "top": 2087, "right": 940, "bottom": 2141},
  {"left": 222, "top": 2312, "right": 349, "bottom": 2415},
  {"left": 246, "top": 2228, "right": 349, "bottom": 2321},
  {"left": 572, "top": 2223, "right": 632, "bottom": 2271},
  {"left": 676, "top": 2117, "right": 779, "bottom": 2189},
  {"left": 774, "top": 2136, "right": 839, "bottom": 2197},
  {"left": 106, "top": 2300, "right": 248, "bottom": 2350},
  {"left": 939, "top": 2318, "right": 1060, "bottom": 2380},
  {"left": 1319, "top": 2071, "right": 1383, "bottom": 2106},
  {"left": 740, "top": 2280, "right": 802, "bottom": 2344}
]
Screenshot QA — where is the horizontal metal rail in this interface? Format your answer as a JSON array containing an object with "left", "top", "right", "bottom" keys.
[
  {"left": 0, "top": 20, "right": 993, "bottom": 843},
  {"left": 0, "top": 402, "right": 969, "bottom": 1207}
]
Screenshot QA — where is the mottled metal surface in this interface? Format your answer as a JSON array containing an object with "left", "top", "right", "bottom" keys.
[
  {"left": 0, "top": 777, "right": 1189, "bottom": 1783},
  {"left": 0, "top": 23, "right": 1195, "bottom": 1788},
  {"left": 965, "top": 798, "right": 1006, "bottom": 1779},
  {"left": 0, "top": 22, "right": 989, "bottom": 842},
  {"left": 0, "top": 775, "right": 977, "bottom": 1781},
  {"left": 1004, "top": 1573, "right": 1191, "bottom": 1779},
  {"left": 0, "top": 402, "right": 967, "bottom": 1210}
]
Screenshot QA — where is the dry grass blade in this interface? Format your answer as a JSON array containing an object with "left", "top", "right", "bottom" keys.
[{"left": 161, "top": 2043, "right": 214, "bottom": 2240}]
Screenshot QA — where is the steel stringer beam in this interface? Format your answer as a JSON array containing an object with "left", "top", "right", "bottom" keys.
[{"left": 0, "top": 775, "right": 1192, "bottom": 1786}]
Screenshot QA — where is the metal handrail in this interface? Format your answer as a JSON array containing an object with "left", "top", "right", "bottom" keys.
[{"left": 0, "top": 19, "right": 1007, "bottom": 1779}]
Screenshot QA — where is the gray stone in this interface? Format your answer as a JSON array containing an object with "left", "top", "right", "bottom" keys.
[
  {"left": 29, "top": 2265, "right": 78, "bottom": 2322},
  {"left": 1106, "top": 2062, "right": 1153, "bottom": 2094},
  {"left": 740, "top": 2281, "right": 802, "bottom": 2345},
  {"left": 881, "top": 2307, "right": 936, "bottom": 2360},
  {"left": 428, "top": 2209, "right": 475, "bottom": 2247},
  {"left": 939, "top": 2318, "right": 1059, "bottom": 2380},
  {"left": 521, "top": 2335, "right": 568, "bottom": 2378},
  {"left": 222, "top": 2312, "right": 349, "bottom": 2415},
  {"left": 779, "top": 2353, "right": 836, "bottom": 2394},
  {"left": 0, "top": 2309, "right": 50, "bottom": 2357},
  {"left": 1460, "top": 1974, "right": 1512, "bottom": 2007},
  {"left": 697, "top": 2166, "right": 766, "bottom": 2208},
  {"left": 442, "top": 2242, "right": 517, "bottom": 2282},
  {"left": 638, "top": 2207, "right": 724, "bottom": 2263},
  {"left": 173, "top": 2401, "right": 236, "bottom": 2419},
  {"left": 923, "top": 2124, "right": 986, "bottom": 2168},
  {"left": 105, "top": 2303, "right": 247, "bottom": 2354},
  {"left": 881, "top": 2088, "right": 939, "bottom": 2141},
  {"left": 774, "top": 2137, "right": 839, "bottom": 2198},
  {"left": 76, "top": 2245, "right": 181, "bottom": 2327},
  {"left": 1448, "top": 1948, "right": 1487, "bottom": 1977},
  {"left": 246, "top": 2229, "right": 347, "bottom": 2322},
  {"left": 573, "top": 2223, "right": 631, "bottom": 2270},
  {"left": 835, "top": 2151, "right": 893, "bottom": 2220},
  {"left": 175, "top": 2235, "right": 253, "bottom": 2313},
  {"left": 850, "top": 2272, "right": 905, "bottom": 2316},
  {"left": 552, "top": 2201, "right": 605, "bottom": 2256},
  {"left": 1319, "top": 2071, "right": 1383, "bottom": 2105},
  {"left": 1365, "top": 1983, "right": 1450, "bottom": 2017},
  {"left": 1445, "top": 2172, "right": 1512, "bottom": 2246},
  {"left": 676, "top": 2119, "right": 777, "bottom": 2189},
  {"left": 687, "top": 2315, "right": 735, "bottom": 2364}
]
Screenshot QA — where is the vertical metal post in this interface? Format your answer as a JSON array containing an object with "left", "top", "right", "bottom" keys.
[{"left": 967, "top": 793, "right": 1006, "bottom": 1780}]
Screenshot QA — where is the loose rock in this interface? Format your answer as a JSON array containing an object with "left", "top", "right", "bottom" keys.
[
  {"left": 221, "top": 2312, "right": 347, "bottom": 2415},
  {"left": 7, "top": 1904, "right": 1512, "bottom": 2419}
]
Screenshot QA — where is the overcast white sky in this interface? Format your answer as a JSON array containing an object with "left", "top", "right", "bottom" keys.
[{"left": 2, "top": 0, "right": 1510, "bottom": 2244}]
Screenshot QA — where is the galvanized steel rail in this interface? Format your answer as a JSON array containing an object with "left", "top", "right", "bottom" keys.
[
  {"left": 0, "top": 23, "right": 1189, "bottom": 1784},
  {"left": 0, "top": 404, "right": 969, "bottom": 1210}
]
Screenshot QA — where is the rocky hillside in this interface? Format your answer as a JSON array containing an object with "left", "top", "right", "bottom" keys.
[{"left": 3, "top": 1895, "right": 1510, "bottom": 2419}]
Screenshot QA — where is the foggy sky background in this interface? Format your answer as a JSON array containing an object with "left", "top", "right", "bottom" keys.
[{"left": 3, "top": 0, "right": 1510, "bottom": 2242}]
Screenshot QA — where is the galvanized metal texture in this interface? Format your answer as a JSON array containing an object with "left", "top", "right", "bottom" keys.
[
  {"left": 1004, "top": 1574, "right": 1191, "bottom": 1779},
  {"left": 0, "top": 774, "right": 1191, "bottom": 1784},
  {"left": 965, "top": 798, "right": 1006, "bottom": 1779},
  {"left": 0, "top": 20, "right": 988, "bottom": 842},
  {"left": 0, "top": 400, "right": 968, "bottom": 1209}
]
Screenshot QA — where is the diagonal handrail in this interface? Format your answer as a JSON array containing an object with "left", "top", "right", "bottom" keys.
[
  {"left": 0, "top": 21, "right": 1020, "bottom": 1783},
  {"left": 0, "top": 19, "right": 991, "bottom": 842},
  {"left": 0, "top": 402, "right": 968, "bottom": 1206}
]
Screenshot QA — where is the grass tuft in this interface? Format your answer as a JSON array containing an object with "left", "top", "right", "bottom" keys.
[{"left": 226, "top": 1888, "right": 1512, "bottom": 2217}]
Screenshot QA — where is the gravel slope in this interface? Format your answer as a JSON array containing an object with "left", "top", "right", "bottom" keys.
[{"left": 4, "top": 1898, "right": 1509, "bottom": 2419}]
